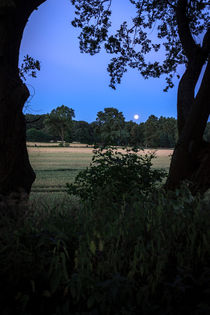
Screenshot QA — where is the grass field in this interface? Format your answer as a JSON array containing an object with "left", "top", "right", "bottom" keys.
[{"left": 28, "top": 144, "right": 173, "bottom": 202}]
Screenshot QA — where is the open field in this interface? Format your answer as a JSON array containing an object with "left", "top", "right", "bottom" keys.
[
  {"left": 27, "top": 141, "right": 93, "bottom": 147},
  {"left": 28, "top": 145, "right": 173, "bottom": 201}
]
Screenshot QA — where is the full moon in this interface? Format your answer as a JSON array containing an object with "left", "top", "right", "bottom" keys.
[{"left": 134, "top": 114, "right": 139, "bottom": 120}]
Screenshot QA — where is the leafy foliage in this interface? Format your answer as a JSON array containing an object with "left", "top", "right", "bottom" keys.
[
  {"left": 25, "top": 114, "right": 47, "bottom": 131},
  {"left": 44, "top": 105, "right": 75, "bottom": 142},
  {"left": 28, "top": 109, "right": 177, "bottom": 147},
  {"left": 19, "top": 54, "right": 40, "bottom": 81},
  {"left": 95, "top": 107, "right": 129, "bottom": 145},
  {"left": 71, "top": 0, "right": 210, "bottom": 89},
  {"left": 72, "top": 120, "right": 94, "bottom": 144},
  {"left": 67, "top": 147, "right": 166, "bottom": 204},
  {"left": 71, "top": 0, "right": 112, "bottom": 54},
  {"left": 26, "top": 128, "right": 53, "bottom": 142}
]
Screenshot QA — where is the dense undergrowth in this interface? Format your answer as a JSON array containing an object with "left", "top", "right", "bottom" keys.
[{"left": 0, "top": 148, "right": 210, "bottom": 315}]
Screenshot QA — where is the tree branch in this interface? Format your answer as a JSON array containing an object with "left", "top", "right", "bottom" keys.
[
  {"left": 191, "top": 57, "right": 210, "bottom": 140},
  {"left": 165, "top": 0, "right": 176, "bottom": 10},
  {"left": 176, "top": 0, "right": 197, "bottom": 60},
  {"left": 25, "top": 117, "right": 41, "bottom": 124},
  {"left": 202, "top": 27, "right": 210, "bottom": 53},
  {"left": 177, "top": 26, "right": 210, "bottom": 136}
]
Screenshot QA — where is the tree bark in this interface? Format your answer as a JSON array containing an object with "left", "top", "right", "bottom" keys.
[
  {"left": 0, "top": 0, "right": 46, "bottom": 197},
  {"left": 166, "top": 53, "right": 210, "bottom": 194},
  {"left": 165, "top": 0, "right": 210, "bottom": 194},
  {"left": 166, "top": 58, "right": 210, "bottom": 189}
]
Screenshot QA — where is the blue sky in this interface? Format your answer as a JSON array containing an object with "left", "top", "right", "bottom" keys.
[{"left": 19, "top": 0, "right": 180, "bottom": 123}]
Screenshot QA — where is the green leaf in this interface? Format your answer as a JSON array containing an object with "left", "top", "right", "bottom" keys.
[{"left": 90, "top": 240, "right": 96, "bottom": 255}]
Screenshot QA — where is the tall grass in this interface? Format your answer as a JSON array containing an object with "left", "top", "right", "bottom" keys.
[{"left": 0, "top": 148, "right": 210, "bottom": 314}]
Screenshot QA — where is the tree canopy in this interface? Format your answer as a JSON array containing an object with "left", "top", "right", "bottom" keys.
[
  {"left": 44, "top": 105, "right": 75, "bottom": 143},
  {"left": 71, "top": 0, "right": 210, "bottom": 90},
  {"left": 95, "top": 107, "right": 129, "bottom": 145},
  {"left": 27, "top": 107, "right": 177, "bottom": 148}
]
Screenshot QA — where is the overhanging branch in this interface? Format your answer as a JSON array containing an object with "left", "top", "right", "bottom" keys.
[{"left": 176, "top": 0, "right": 197, "bottom": 60}]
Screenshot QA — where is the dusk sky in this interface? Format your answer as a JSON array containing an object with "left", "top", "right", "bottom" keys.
[{"left": 19, "top": 0, "right": 181, "bottom": 123}]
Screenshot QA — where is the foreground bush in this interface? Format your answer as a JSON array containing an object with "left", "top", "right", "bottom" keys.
[
  {"left": 66, "top": 147, "right": 166, "bottom": 205},
  {"left": 0, "top": 150, "right": 210, "bottom": 314}
]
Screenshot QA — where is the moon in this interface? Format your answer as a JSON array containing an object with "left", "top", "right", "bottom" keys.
[{"left": 134, "top": 114, "right": 139, "bottom": 120}]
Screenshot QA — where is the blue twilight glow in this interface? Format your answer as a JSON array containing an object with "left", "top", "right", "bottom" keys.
[{"left": 20, "top": 0, "right": 180, "bottom": 123}]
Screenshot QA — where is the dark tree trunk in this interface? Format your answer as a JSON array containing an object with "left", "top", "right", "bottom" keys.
[
  {"left": 0, "top": 0, "right": 46, "bottom": 198},
  {"left": 166, "top": 57, "right": 210, "bottom": 194},
  {"left": 165, "top": 1, "right": 210, "bottom": 194}
]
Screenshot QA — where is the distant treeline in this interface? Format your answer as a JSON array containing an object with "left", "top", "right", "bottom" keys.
[{"left": 25, "top": 109, "right": 210, "bottom": 148}]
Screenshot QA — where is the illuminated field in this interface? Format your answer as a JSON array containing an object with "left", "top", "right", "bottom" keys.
[{"left": 28, "top": 145, "right": 173, "bottom": 201}]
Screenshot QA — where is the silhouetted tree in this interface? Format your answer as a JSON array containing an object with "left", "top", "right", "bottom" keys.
[
  {"left": 44, "top": 105, "right": 75, "bottom": 143},
  {"left": 158, "top": 117, "right": 177, "bottom": 148},
  {"left": 72, "top": 120, "right": 93, "bottom": 144},
  {"left": 26, "top": 128, "right": 53, "bottom": 142},
  {"left": 25, "top": 114, "right": 47, "bottom": 130},
  {"left": 0, "top": 0, "right": 48, "bottom": 196},
  {"left": 95, "top": 107, "right": 128, "bottom": 145},
  {"left": 128, "top": 122, "right": 145, "bottom": 146},
  {"left": 144, "top": 115, "right": 160, "bottom": 148}
]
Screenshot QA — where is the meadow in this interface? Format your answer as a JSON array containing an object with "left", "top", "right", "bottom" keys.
[{"left": 28, "top": 143, "right": 173, "bottom": 201}]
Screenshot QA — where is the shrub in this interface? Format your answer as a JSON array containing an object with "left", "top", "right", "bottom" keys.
[{"left": 66, "top": 147, "right": 166, "bottom": 205}]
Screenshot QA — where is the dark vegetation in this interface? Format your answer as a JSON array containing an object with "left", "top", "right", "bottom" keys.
[
  {"left": 1, "top": 1, "right": 210, "bottom": 314},
  {"left": 0, "top": 149, "right": 210, "bottom": 314},
  {"left": 67, "top": 148, "right": 167, "bottom": 202},
  {"left": 26, "top": 108, "right": 210, "bottom": 148},
  {"left": 26, "top": 108, "right": 179, "bottom": 148}
]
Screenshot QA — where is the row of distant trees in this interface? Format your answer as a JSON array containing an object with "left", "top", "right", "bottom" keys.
[{"left": 26, "top": 105, "right": 210, "bottom": 148}]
